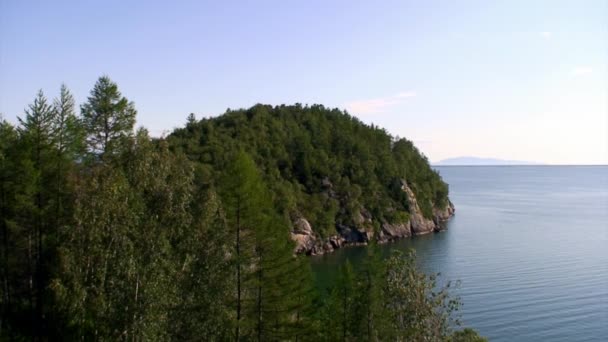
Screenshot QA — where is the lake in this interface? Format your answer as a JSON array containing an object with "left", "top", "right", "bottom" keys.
[{"left": 310, "top": 166, "right": 608, "bottom": 341}]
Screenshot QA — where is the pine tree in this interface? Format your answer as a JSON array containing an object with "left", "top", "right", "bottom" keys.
[
  {"left": 80, "top": 76, "right": 136, "bottom": 160},
  {"left": 186, "top": 112, "right": 196, "bottom": 127},
  {"left": 52, "top": 84, "right": 83, "bottom": 161},
  {"left": 219, "top": 151, "right": 266, "bottom": 340},
  {"left": 14, "top": 90, "right": 59, "bottom": 338},
  {"left": 219, "top": 151, "right": 317, "bottom": 341},
  {"left": 351, "top": 241, "right": 385, "bottom": 341},
  {"left": 320, "top": 261, "right": 356, "bottom": 342},
  {"left": 250, "top": 214, "right": 315, "bottom": 341},
  {"left": 43, "top": 84, "right": 85, "bottom": 338}
]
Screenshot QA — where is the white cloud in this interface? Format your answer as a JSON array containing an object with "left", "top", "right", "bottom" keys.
[
  {"left": 571, "top": 66, "right": 593, "bottom": 76},
  {"left": 344, "top": 92, "right": 417, "bottom": 114},
  {"left": 540, "top": 31, "right": 552, "bottom": 39}
]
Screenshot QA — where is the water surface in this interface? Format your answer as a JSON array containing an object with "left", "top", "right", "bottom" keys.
[{"left": 310, "top": 166, "right": 608, "bottom": 341}]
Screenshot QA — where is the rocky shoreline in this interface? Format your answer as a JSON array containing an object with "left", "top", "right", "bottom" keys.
[{"left": 291, "top": 181, "right": 455, "bottom": 255}]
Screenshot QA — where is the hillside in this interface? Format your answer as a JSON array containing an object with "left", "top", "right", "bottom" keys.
[
  {"left": 1, "top": 79, "right": 480, "bottom": 340},
  {"left": 168, "top": 103, "right": 454, "bottom": 254}
]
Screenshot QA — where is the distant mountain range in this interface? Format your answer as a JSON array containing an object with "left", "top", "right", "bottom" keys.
[{"left": 433, "top": 156, "right": 538, "bottom": 166}]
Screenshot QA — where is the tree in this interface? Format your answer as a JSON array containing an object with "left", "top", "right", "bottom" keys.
[
  {"left": 218, "top": 150, "right": 265, "bottom": 340},
  {"left": 0, "top": 116, "right": 19, "bottom": 337},
  {"left": 2, "top": 80, "right": 478, "bottom": 340},
  {"left": 53, "top": 129, "right": 203, "bottom": 340},
  {"left": 319, "top": 261, "right": 356, "bottom": 342},
  {"left": 218, "top": 151, "right": 316, "bottom": 341},
  {"left": 169, "top": 189, "right": 233, "bottom": 340},
  {"left": 81, "top": 76, "right": 136, "bottom": 159},
  {"left": 186, "top": 113, "right": 196, "bottom": 127},
  {"left": 250, "top": 215, "right": 316, "bottom": 341},
  {"left": 167, "top": 103, "right": 452, "bottom": 251},
  {"left": 382, "top": 249, "right": 461, "bottom": 341},
  {"left": 52, "top": 84, "right": 84, "bottom": 163},
  {"left": 14, "top": 90, "right": 59, "bottom": 338},
  {"left": 351, "top": 241, "right": 385, "bottom": 341}
]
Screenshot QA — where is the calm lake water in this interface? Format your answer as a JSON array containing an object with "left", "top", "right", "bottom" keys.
[{"left": 310, "top": 166, "right": 608, "bottom": 341}]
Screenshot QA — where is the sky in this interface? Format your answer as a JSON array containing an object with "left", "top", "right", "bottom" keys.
[{"left": 1, "top": 0, "right": 606, "bottom": 164}]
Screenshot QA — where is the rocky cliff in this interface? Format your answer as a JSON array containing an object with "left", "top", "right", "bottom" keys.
[{"left": 291, "top": 180, "right": 455, "bottom": 255}]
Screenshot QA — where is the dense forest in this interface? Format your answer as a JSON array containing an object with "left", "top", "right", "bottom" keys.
[
  {"left": 168, "top": 102, "right": 453, "bottom": 254},
  {"left": 0, "top": 76, "right": 485, "bottom": 341}
]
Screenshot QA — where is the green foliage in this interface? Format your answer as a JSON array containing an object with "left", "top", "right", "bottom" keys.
[
  {"left": 350, "top": 242, "right": 385, "bottom": 341},
  {"left": 169, "top": 189, "right": 233, "bottom": 340},
  {"left": 0, "top": 78, "right": 478, "bottom": 341},
  {"left": 318, "top": 261, "right": 356, "bottom": 341},
  {"left": 168, "top": 104, "right": 450, "bottom": 239},
  {"left": 381, "top": 249, "right": 462, "bottom": 341},
  {"left": 219, "top": 151, "right": 317, "bottom": 341},
  {"left": 81, "top": 76, "right": 136, "bottom": 159},
  {"left": 317, "top": 247, "right": 465, "bottom": 342}
]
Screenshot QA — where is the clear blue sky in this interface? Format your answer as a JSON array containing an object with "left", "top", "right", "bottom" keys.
[{"left": 1, "top": 0, "right": 606, "bottom": 164}]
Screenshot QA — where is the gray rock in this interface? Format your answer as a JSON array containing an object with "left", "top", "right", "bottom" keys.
[
  {"left": 291, "top": 182, "right": 455, "bottom": 255},
  {"left": 290, "top": 218, "right": 316, "bottom": 254},
  {"left": 402, "top": 182, "right": 437, "bottom": 235},
  {"left": 379, "top": 221, "right": 412, "bottom": 243},
  {"left": 293, "top": 217, "right": 313, "bottom": 234}
]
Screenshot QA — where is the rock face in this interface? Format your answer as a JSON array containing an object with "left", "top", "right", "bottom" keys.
[
  {"left": 434, "top": 200, "right": 456, "bottom": 223},
  {"left": 401, "top": 182, "right": 436, "bottom": 235},
  {"left": 378, "top": 221, "right": 411, "bottom": 243},
  {"left": 290, "top": 218, "right": 316, "bottom": 254},
  {"left": 290, "top": 179, "right": 455, "bottom": 255}
]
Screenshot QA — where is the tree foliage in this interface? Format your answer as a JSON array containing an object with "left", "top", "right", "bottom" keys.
[
  {"left": 168, "top": 104, "right": 450, "bottom": 238},
  {"left": 0, "top": 77, "right": 481, "bottom": 341},
  {"left": 81, "top": 76, "right": 136, "bottom": 159}
]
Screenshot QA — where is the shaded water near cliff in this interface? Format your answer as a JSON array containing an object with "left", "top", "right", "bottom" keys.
[{"left": 310, "top": 166, "right": 608, "bottom": 341}]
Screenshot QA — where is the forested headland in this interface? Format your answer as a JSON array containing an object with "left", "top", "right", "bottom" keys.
[
  {"left": 0, "top": 76, "right": 485, "bottom": 341},
  {"left": 169, "top": 93, "right": 455, "bottom": 255}
]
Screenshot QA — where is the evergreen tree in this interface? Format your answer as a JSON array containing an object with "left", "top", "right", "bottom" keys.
[
  {"left": 219, "top": 151, "right": 316, "bottom": 341},
  {"left": 250, "top": 215, "right": 316, "bottom": 341},
  {"left": 168, "top": 104, "right": 452, "bottom": 242},
  {"left": 0, "top": 78, "right": 484, "bottom": 341},
  {"left": 186, "top": 112, "right": 196, "bottom": 126},
  {"left": 351, "top": 241, "right": 385, "bottom": 341},
  {"left": 320, "top": 261, "right": 356, "bottom": 342},
  {"left": 44, "top": 84, "right": 85, "bottom": 338},
  {"left": 218, "top": 150, "right": 264, "bottom": 340},
  {"left": 13, "top": 90, "right": 60, "bottom": 338},
  {"left": 80, "top": 76, "right": 136, "bottom": 159},
  {"left": 52, "top": 84, "right": 83, "bottom": 161}
]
